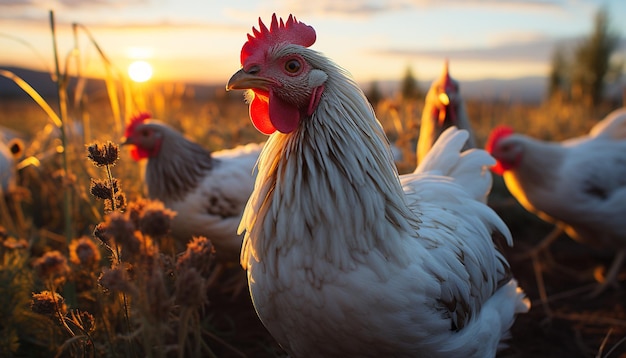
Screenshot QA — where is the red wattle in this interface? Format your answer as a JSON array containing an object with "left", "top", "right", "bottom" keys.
[
  {"left": 250, "top": 94, "right": 277, "bottom": 135},
  {"left": 269, "top": 90, "right": 300, "bottom": 133},
  {"left": 130, "top": 146, "right": 142, "bottom": 161},
  {"left": 490, "top": 162, "right": 506, "bottom": 176}
]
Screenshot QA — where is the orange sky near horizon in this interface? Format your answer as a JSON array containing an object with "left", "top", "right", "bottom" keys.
[{"left": 0, "top": 1, "right": 624, "bottom": 87}]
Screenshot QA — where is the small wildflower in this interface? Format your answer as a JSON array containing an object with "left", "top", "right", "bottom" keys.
[
  {"left": 138, "top": 200, "right": 176, "bottom": 239},
  {"left": 69, "top": 237, "right": 102, "bottom": 267},
  {"left": 31, "top": 290, "right": 67, "bottom": 317},
  {"left": 87, "top": 141, "right": 119, "bottom": 167},
  {"left": 176, "top": 236, "right": 215, "bottom": 278},
  {"left": 33, "top": 250, "right": 70, "bottom": 284}
]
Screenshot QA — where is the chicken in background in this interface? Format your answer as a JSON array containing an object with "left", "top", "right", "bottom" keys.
[
  {"left": 227, "top": 14, "right": 528, "bottom": 358},
  {"left": 417, "top": 60, "right": 475, "bottom": 165},
  {"left": 0, "top": 134, "right": 24, "bottom": 195},
  {"left": 486, "top": 107, "right": 626, "bottom": 297},
  {"left": 122, "top": 113, "right": 263, "bottom": 262}
]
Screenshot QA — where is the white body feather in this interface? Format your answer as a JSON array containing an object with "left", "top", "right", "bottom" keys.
[
  {"left": 129, "top": 120, "right": 263, "bottom": 260},
  {"left": 164, "top": 143, "right": 262, "bottom": 259},
  {"left": 238, "top": 47, "right": 528, "bottom": 357}
]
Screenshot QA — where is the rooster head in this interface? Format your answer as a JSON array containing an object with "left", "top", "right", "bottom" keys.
[
  {"left": 485, "top": 126, "right": 521, "bottom": 175},
  {"left": 430, "top": 60, "right": 460, "bottom": 128},
  {"left": 122, "top": 112, "right": 163, "bottom": 161},
  {"left": 226, "top": 13, "right": 326, "bottom": 135}
]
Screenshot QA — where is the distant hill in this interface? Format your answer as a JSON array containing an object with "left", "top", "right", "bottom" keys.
[
  {"left": 368, "top": 76, "right": 547, "bottom": 104},
  {"left": 0, "top": 66, "right": 220, "bottom": 101},
  {"left": 0, "top": 66, "right": 59, "bottom": 98},
  {"left": 1, "top": 65, "right": 549, "bottom": 103}
]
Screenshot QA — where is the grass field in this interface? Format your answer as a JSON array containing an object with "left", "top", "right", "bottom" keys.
[{"left": 0, "top": 74, "right": 625, "bottom": 357}]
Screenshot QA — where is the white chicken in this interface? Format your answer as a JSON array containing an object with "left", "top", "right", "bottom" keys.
[
  {"left": 0, "top": 135, "right": 24, "bottom": 195},
  {"left": 486, "top": 107, "right": 626, "bottom": 296},
  {"left": 122, "top": 113, "right": 263, "bottom": 261},
  {"left": 417, "top": 60, "right": 475, "bottom": 165},
  {"left": 226, "top": 14, "right": 529, "bottom": 357}
]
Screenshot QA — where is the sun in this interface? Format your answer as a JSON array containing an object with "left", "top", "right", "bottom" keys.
[{"left": 128, "top": 60, "right": 153, "bottom": 83}]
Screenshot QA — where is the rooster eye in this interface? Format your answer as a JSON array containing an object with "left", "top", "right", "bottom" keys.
[{"left": 284, "top": 59, "right": 302, "bottom": 74}]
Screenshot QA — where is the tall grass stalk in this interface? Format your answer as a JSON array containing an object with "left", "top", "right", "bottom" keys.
[
  {"left": 73, "top": 23, "right": 127, "bottom": 136},
  {"left": 49, "top": 10, "right": 73, "bottom": 246}
]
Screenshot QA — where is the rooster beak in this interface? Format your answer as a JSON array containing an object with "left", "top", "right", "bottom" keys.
[
  {"left": 226, "top": 69, "right": 273, "bottom": 91},
  {"left": 120, "top": 137, "right": 131, "bottom": 146}
]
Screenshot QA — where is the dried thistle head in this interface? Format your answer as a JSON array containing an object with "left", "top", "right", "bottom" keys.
[
  {"left": 69, "top": 236, "right": 102, "bottom": 267},
  {"left": 69, "top": 310, "right": 96, "bottom": 334},
  {"left": 31, "top": 290, "right": 67, "bottom": 317},
  {"left": 126, "top": 197, "right": 149, "bottom": 227},
  {"left": 98, "top": 264, "right": 135, "bottom": 294},
  {"left": 176, "top": 236, "right": 215, "bottom": 278},
  {"left": 99, "top": 211, "right": 136, "bottom": 247},
  {"left": 138, "top": 200, "right": 176, "bottom": 239},
  {"left": 87, "top": 141, "right": 119, "bottom": 167},
  {"left": 126, "top": 231, "right": 160, "bottom": 265},
  {"left": 93, "top": 222, "right": 111, "bottom": 246},
  {"left": 114, "top": 190, "right": 127, "bottom": 212},
  {"left": 90, "top": 178, "right": 113, "bottom": 200},
  {"left": 3, "top": 237, "right": 29, "bottom": 250},
  {"left": 175, "top": 267, "right": 207, "bottom": 308},
  {"left": 90, "top": 178, "right": 127, "bottom": 212},
  {"left": 33, "top": 250, "right": 70, "bottom": 285}
]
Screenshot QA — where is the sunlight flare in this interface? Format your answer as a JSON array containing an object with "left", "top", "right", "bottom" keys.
[{"left": 128, "top": 60, "right": 153, "bottom": 83}]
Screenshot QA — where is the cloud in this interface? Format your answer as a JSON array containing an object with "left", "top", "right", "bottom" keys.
[
  {"left": 283, "top": 0, "right": 565, "bottom": 17},
  {"left": 370, "top": 35, "right": 583, "bottom": 63},
  {"left": 56, "top": 0, "right": 147, "bottom": 8}
]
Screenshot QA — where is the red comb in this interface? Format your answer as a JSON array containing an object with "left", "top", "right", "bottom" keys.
[
  {"left": 485, "top": 125, "right": 514, "bottom": 154},
  {"left": 240, "top": 13, "right": 316, "bottom": 66},
  {"left": 442, "top": 59, "right": 451, "bottom": 85},
  {"left": 125, "top": 112, "right": 152, "bottom": 138},
  {"left": 485, "top": 125, "right": 515, "bottom": 175}
]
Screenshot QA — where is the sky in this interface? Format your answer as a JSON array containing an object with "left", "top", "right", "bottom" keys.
[{"left": 0, "top": 0, "right": 625, "bottom": 87}]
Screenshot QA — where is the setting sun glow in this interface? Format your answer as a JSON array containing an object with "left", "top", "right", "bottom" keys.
[{"left": 128, "top": 60, "right": 153, "bottom": 83}]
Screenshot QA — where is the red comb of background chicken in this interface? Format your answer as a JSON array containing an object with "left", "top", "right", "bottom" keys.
[
  {"left": 485, "top": 125, "right": 515, "bottom": 175},
  {"left": 240, "top": 14, "right": 316, "bottom": 66},
  {"left": 442, "top": 59, "right": 451, "bottom": 87},
  {"left": 125, "top": 112, "right": 152, "bottom": 139}
]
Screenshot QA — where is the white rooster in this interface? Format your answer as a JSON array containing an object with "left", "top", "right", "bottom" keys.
[
  {"left": 486, "top": 107, "right": 626, "bottom": 296},
  {"left": 122, "top": 113, "right": 263, "bottom": 261},
  {"left": 226, "top": 14, "right": 529, "bottom": 357},
  {"left": 417, "top": 60, "right": 475, "bottom": 165}
]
